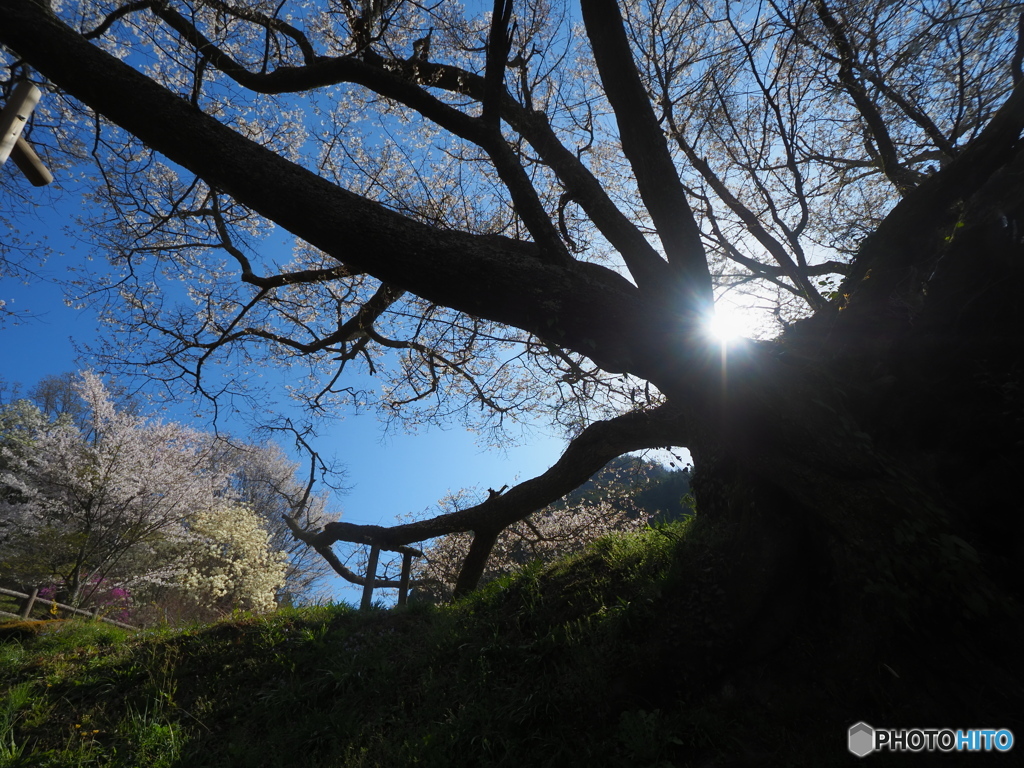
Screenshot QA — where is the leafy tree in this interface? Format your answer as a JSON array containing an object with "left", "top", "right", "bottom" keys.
[
  {"left": 0, "top": 373, "right": 338, "bottom": 614},
  {"left": 2, "top": 369, "right": 340, "bottom": 602},
  {"left": 0, "top": 372, "right": 229, "bottom": 605},
  {"left": 3, "top": 0, "right": 1023, "bottom": 719}
]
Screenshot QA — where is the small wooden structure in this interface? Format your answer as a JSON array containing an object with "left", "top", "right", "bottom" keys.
[{"left": 360, "top": 544, "right": 423, "bottom": 610}]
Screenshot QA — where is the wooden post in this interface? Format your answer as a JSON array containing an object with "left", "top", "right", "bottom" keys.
[
  {"left": 360, "top": 545, "right": 381, "bottom": 610},
  {"left": 20, "top": 587, "right": 38, "bottom": 619},
  {"left": 11, "top": 137, "right": 53, "bottom": 186},
  {"left": 398, "top": 552, "right": 413, "bottom": 606},
  {"left": 0, "top": 81, "right": 40, "bottom": 163},
  {"left": 0, "top": 82, "right": 54, "bottom": 185}
]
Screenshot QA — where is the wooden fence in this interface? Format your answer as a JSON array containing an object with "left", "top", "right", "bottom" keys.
[
  {"left": 2, "top": 544, "right": 424, "bottom": 623},
  {"left": 0, "top": 586, "right": 138, "bottom": 630}
]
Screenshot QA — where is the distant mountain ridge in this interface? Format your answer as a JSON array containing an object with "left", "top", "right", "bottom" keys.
[{"left": 551, "top": 454, "right": 693, "bottom": 523}]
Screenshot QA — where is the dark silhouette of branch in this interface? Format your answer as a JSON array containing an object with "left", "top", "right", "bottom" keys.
[
  {"left": 580, "top": 0, "right": 712, "bottom": 316},
  {"left": 812, "top": 0, "right": 925, "bottom": 194},
  {"left": 303, "top": 403, "right": 688, "bottom": 595}
]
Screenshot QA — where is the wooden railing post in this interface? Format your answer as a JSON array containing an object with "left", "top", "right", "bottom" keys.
[
  {"left": 20, "top": 587, "right": 38, "bottom": 619},
  {"left": 398, "top": 552, "right": 413, "bottom": 607},
  {"left": 360, "top": 545, "right": 381, "bottom": 610}
]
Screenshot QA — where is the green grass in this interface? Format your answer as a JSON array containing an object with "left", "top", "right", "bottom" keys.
[{"left": 0, "top": 519, "right": 975, "bottom": 767}]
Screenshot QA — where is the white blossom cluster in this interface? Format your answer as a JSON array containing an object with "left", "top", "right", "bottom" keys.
[{"left": 178, "top": 505, "right": 288, "bottom": 615}]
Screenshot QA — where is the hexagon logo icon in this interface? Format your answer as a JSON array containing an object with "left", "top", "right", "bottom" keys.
[{"left": 849, "top": 722, "right": 875, "bottom": 757}]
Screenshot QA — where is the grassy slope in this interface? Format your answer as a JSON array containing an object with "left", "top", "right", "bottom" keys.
[{"left": 1, "top": 518, "right": 1016, "bottom": 768}]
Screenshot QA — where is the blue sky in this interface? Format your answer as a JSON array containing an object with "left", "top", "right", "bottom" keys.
[
  {"left": 0, "top": 228, "right": 567, "bottom": 523},
  {"left": 1, "top": 185, "right": 570, "bottom": 604},
  {"left": 0, "top": 273, "right": 566, "bottom": 524}
]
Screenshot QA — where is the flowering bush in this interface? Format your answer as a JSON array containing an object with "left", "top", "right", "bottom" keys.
[
  {"left": 178, "top": 505, "right": 288, "bottom": 614},
  {"left": 219, "top": 440, "right": 339, "bottom": 604}
]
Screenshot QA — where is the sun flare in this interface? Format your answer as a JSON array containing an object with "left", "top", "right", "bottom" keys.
[
  {"left": 704, "top": 294, "right": 767, "bottom": 343},
  {"left": 706, "top": 308, "right": 747, "bottom": 342}
]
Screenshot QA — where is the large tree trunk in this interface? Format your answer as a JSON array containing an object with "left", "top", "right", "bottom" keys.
[{"left": 657, "top": 147, "right": 1024, "bottom": 728}]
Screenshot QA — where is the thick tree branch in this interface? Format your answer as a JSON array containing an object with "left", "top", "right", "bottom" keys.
[
  {"left": 768, "top": 0, "right": 958, "bottom": 160},
  {"left": 282, "top": 515, "right": 429, "bottom": 590},
  {"left": 1013, "top": 11, "right": 1024, "bottom": 87},
  {"left": 334, "top": 283, "right": 406, "bottom": 343},
  {"left": 453, "top": 529, "right": 501, "bottom": 597},
  {"left": 580, "top": 0, "right": 713, "bottom": 316},
  {"left": 308, "top": 402, "right": 688, "bottom": 552},
  {"left": 85, "top": 2, "right": 670, "bottom": 290},
  {"left": 388, "top": 59, "right": 671, "bottom": 291},
  {"left": 136, "top": 0, "right": 570, "bottom": 263},
  {"left": 0, "top": 0, "right": 653, "bottom": 376},
  {"left": 482, "top": 0, "right": 514, "bottom": 128},
  {"left": 838, "top": 71, "right": 1024, "bottom": 311}
]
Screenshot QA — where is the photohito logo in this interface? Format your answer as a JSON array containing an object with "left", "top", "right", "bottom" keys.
[{"left": 848, "top": 722, "right": 1015, "bottom": 757}]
